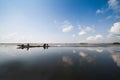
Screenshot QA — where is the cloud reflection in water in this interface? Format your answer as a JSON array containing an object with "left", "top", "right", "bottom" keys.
[{"left": 0, "top": 45, "right": 120, "bottom": 80}]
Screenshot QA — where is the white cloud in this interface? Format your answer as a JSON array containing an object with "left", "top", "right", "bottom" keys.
[
  {"left": 115, "top": 15, "right": 120, "bottom": 19},
  {"left": 87, "top": 36, "right": 95, "bottom": 41},
  {"left": 62, "top": 25, "right": 73, "bottom": 32},
  {"left": 0, "top": 33, "right": 24, "bottom": 42},
  {"left": 62, "top": 21, "right": 73, "bottom": 32},
  {"left": 109, "top": 22, "right": 120, "bottom": 35},
  {"left": 72, "top": 34, "right": 76, "bottom": 37},
  {"left": 85, "top": 26, "right": 95, "bottom": 32},
  {"left": 95, "top": 35, "right": 104, "bottom": 40},
  {"left": 85, "top": 22, "right": 120, "bottom": 43},
  {"left": 96, "top": 9, "right": 104, "bottom": 14},
  {"left": 87, "top": 34, "right": 104, "bottom": 41},
  {"left": 106, "top": 22, "right": 120, "bottom": 42},
  {"left": 78, "top": 26, "right": 95, "bottom": 35},
  {"left": 106, "top": 15, "right": 112, "bottom": 19},
  {"left": 96, "top": 0, "right": 120, "bottom": 20},
  {"left": 108, "top": 0, "right": 120, "bottom": 13},
  {"left": 0, "top": 32, "right": 36, "bottom": 43},
  {"left": 78, "top": 30, "right": 86, "bottom": 35}
]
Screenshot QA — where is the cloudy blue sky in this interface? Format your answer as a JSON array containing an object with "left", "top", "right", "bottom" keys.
[{"left": 0, "top": 0, "right": 120, "bottom": 43}]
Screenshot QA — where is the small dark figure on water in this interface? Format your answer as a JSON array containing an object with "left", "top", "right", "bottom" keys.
[
  {"left": 27, "top": 43, "right": 30, "bottom": 47},
  {"left": 43, "top": 44, "right": 46, "bottom": 48},
  {"left": 26, "top": 43, "right": 30, "bottom": 50},
  {"left": 21, "top": 44, "right": 24, "bottom": 48},
  {"left": 46, "top": 44, "right": 49, "bottom": 47},
  {"left": 43, "top": 43, "right": 49, "bottom": 49}
]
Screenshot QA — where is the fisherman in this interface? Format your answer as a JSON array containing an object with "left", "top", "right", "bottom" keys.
[
  {"left": 47, "top": 44, "right": 49, "bottom": 47},
  {"left": 43, "top": 43, "right": 46, "bottom": 47},
  {"left": 27, "top": 43, "right": 30, "bottom": 47},
  {"left": 21, "top": 44, "right": 24, "bottom": 47},
  {"left": 26, "top": 43, "right": 29, "bottom": 50}
]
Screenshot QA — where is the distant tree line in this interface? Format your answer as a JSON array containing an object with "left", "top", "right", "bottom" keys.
[
  {"left": 112, "top": 42, "right": 120, "bottom": 44},
  {"left": 80, "top": 43, "right": 88, "bottom": 45}
]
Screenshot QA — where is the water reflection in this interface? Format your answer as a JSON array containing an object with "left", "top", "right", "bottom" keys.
[
  {"left": 108, "top": 47, "right": 120, "bottom": 67},
  {"left": 79, "top": 51, "right": 96, "bottom": 64},
  {"left": 62, "top": 56, "right": 73, "bottom": 65},
  {"left": 112, "top": 54, "right": 120, "bottom": 67},
  {"left": 87, "top": 47, "right": 103, "bottom": 53},
  {"left": 72, "top": 50, "right": 77, "bottom": 53},
  {"left": 0, "top": 45, "right": 120, "bottom": 80}
]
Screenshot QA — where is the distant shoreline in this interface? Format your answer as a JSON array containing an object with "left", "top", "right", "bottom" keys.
[{"left": 0, "top": 43, "right": 120, "bottom": 47}]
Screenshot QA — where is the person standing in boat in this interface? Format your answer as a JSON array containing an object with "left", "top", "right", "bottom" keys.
[
  {"left": 26, "top": 43, "right": 30, "bottom": 50},
  {"left": 27, "top": 43, "right": 30, "bottom": 47},
  {"left": 43, "top": 43, "right": 46, "bottom": 47}
]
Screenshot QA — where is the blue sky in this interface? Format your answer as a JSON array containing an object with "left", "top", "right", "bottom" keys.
[{"left": 0, "top": 0, "right": 120, "bottom": 43}]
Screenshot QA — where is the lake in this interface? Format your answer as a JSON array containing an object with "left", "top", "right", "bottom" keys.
[{"left": 0, "top": 45, "right": 120, "bottom": 80}]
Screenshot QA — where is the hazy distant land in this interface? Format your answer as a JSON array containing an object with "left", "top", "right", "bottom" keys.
[{"left": 0, "top": 42, "right": 120, "bottom": 47}]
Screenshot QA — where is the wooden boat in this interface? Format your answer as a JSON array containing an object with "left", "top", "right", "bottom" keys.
[
  {"left": 17, "top": 44, "right": 49, "bottom": 49},
  {"left": 17, "top": 45, "right": 42, "bottom": 47}
]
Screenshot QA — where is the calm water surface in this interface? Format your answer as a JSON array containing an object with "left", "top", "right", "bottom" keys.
[{"left": 0, "top": 45, "right": 120, "bottom": 80}]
